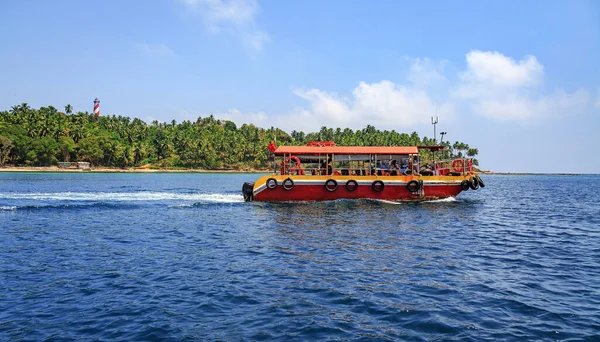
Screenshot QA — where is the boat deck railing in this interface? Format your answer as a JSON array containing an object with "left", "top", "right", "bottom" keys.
[{"left": 279, "top": 158, "right": 475, "bottom": 177}]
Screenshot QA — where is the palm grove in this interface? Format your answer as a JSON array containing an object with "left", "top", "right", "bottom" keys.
[{"left": 0, "top": 103, "right": 479, "bottom": 169}]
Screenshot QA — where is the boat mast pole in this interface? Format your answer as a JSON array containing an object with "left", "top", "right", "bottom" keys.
[
  {"left": 431, "top": 116, "right": 438, "bottom": 169},
  {"left": 272, "top": 127, "right": 277, "bottom": 174}
]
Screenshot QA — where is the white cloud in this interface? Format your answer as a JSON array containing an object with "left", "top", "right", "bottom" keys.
[
  {"left": 135, "top": 43, "right": 175, "bottom": 58},
  {"left": 407, "top": 58, "right": 448, "bottom": 87},
  {"left": 192, "top": 50, "right": 593, "bottom": 132},
  {"left": 595, "top": 89, "right": 600, "bottom": 109},
  {"left": 213, "top": 108, "right": 269, "bottom": 126},
  {"left": 462, "top": 50, "right": 543, "bottom": 87},
  {"left": 453, "top": 50, "right": 588, "bottom": 121},
  {"left": 351, "top": 81, "right": 448, "bottom": 126},
  {"left": 182, "top": 0, "right": 269, "bottom": 52},
  {"left": 286, "top": 80, "right": 454, "bottom": 132},
  {"left": 292, "top": 88, "right": 351, "bottom": 123},
  {"left": 474, "top": 89, "right": 589, "bottom": 121}
]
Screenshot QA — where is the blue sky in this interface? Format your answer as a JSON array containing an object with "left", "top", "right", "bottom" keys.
[{"left": 1, "top": 0, "right": 599, "bottom": 173}]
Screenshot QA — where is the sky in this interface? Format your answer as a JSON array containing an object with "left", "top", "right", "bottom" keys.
[{"left": 1, "top": 0, "right": 599, "bottom": 173}]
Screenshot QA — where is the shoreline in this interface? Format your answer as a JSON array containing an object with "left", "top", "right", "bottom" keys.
[
  {"left": 0, "top": 166, "right": 592, "bottom": 176},
  {"left": 0, "top": 166, "right": 270, "bottom": 173}
]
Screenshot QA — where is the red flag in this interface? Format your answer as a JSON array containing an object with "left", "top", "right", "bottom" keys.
[{"left": 267, "top": 141, "right": 277, "bottom": 153}]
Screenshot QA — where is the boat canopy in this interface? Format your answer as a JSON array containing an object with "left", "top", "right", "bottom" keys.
[{"left": 273, "top": 146, "right": 419, "bottom": 155}]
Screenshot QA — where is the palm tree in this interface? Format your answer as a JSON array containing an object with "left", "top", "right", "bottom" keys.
[
  {"left": 19, "top": 102, "right": 30, "bottom": 112},
  {"left": 467, "top": 148, "right": 479, "bottom": 158},
  {"left": 65, "top": 104, "right": 73, "bottom": 115},
  {"left": 72, "top": 126, "right": 86, "bottom": 143}
]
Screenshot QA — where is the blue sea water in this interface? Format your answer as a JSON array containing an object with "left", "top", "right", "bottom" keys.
[{"left": 0, "top": 172, "right": 599, "bottom": 341}]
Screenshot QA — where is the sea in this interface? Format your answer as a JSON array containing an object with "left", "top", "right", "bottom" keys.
[{"left": 0, "top": 172, "right": 598, "bottom": 341}]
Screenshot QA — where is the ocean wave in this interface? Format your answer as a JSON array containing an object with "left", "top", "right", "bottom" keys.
[
  {"left": 423, "top": 197, "right": 457, "bottom": 203},
  {"left": 0, "top": 205, "right": 17, "bottom": 211},
  {"left": 4, "top": 202, "right": 141, "bottom": 211},
  {"left": 368, "top": 199, "right": 405, "bottom": 205},
  {"left": 0, "top": 192, "right": 244, "bottom": 203}
]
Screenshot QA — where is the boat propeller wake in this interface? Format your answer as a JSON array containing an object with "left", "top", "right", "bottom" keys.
[{"left": 0, "top": 192, "right": 245, "bottom": 204}]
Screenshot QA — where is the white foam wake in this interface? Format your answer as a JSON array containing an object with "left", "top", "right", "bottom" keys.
[
  {"left": 424, "top": 197, "right": 457, "bottom": 203},
  {"left": 370, "top": 199, "right": 404, "bottom": 205},
  {"left": 0, "top": 206, "right": 17, "bottom": 211},
  {"left": 0, "top": 192, "right": 244, "bottom": 203}
]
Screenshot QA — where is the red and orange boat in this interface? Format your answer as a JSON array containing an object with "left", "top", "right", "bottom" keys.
[{"left": 242, "top": 142, "right": 484, "bottom": 202}]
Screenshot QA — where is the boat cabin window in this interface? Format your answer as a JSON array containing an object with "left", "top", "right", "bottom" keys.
[{"left": 277, "top": 153, "right": 421, "bottom": 176}]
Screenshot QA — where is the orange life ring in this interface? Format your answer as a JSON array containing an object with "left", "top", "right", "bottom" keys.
[
  {"left": 285, "top": 156, "right": 301, "bottom": 167},
  {"left": 452, "top": 159, "right": 464, "bottom": 173},
  {"left": 284, "top": 156, "right": 302, "bottom": 174}
]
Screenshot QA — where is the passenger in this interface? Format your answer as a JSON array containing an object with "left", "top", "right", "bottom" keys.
[
  {"left": 321, "top": 155, "right": 333, "bottom": 175},
  {"left": 320, "top": 162, "right": 332, "bottom": 175},
  {"left": 320, "top": 156, "right": 333, "bottom": 175},
  {"left": 390, "top": 160, "right": 399, "bottom": 176}
]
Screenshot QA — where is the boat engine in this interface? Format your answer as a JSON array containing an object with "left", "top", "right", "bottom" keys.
[{"left": 242, "top": 182, "right": 254, "bottom": 202}]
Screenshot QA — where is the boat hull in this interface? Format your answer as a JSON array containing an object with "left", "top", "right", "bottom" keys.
[{"left": 248, "top": 175, "right": 470, "bottom": 202}]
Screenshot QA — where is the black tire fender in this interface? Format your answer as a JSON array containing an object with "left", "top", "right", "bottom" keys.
[
  {"left": 476, "top": 175, "right": 485, "bottom": 188},
  {"left": 469, "top": 177, "right": 479, "bottom": 190},
  {"left": 407, "top": 180, "right": 420, "bottom": 193},
  {"left": 372, "top": 180, "right": 385, "bottom": 192},
  {"left": 345, "top": 179, "right": 358, "bottom": 192},
  {"left": 325, "top": 179, "right": 338, "bottom": 192},
  {"left": 282, "top": 178, "right": 294, "bottom": 191},
  {"left": 461, "top": 180, "right": 470, "bottom": 191},
  {"left": 266, "top": 178, "right": 277, "bottom": 190}
]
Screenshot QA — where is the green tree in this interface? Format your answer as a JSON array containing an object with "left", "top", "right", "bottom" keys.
[
  {"left": 58, "top": 136, "right": 75, "bottom": 162},
  {"left": 0, "top": 135, "right": 12, "bottom": 166},
  {"left": 77, "top": 136, "right": 104, "bottom": 165},
  {"left": 26, "top": 137, "right": 58, "bottom": 165},
  {"left": 0, "top": 103, "right": 480, "bottom": 169}
]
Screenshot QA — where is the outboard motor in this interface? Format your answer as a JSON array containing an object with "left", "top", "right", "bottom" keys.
[{"left": 242, "top": 182, "right": 254, "bottom": 202}]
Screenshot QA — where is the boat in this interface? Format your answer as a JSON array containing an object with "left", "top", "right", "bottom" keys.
[{"left": 242, "top": 141, "right": 484, "bottom": 202}]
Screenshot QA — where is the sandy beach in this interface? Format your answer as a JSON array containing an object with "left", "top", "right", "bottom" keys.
[{"left": 0, "top": 166, "right": 269, "bottom": 173}]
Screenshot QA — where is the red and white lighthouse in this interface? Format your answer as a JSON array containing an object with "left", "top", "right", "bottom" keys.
[{"left": 93, "top": 97, "right": 100, "bottom": 116}]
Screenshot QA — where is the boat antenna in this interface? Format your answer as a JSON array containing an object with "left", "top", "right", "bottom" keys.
[
  {"left": 430, "top": 114, "right": 438, "bottom": 167},
  {"left": 440, "top": 131, "right": 447, "bottom": 160},
  {"left": 431, "top": 115, "right": 438, "bottom": 145}
]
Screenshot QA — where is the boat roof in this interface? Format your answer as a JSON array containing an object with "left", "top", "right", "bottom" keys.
[{"left": 274, "top": 146, "right": 420, "bottom": 155}]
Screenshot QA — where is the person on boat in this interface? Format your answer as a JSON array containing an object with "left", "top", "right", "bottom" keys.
[
  {"left": 320, "top": 157, "right": 333, "bottom": 175},
  {"left": 390, "top": 159, "right": 399, "bottom": 175},
  {"left": 399, "top": 158, "right": 408, "bottom": 174}
]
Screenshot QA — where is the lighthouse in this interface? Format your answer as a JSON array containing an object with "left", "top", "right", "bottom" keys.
[{"left": 93, "top": 97, "right": 100, "bottom": 116}]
